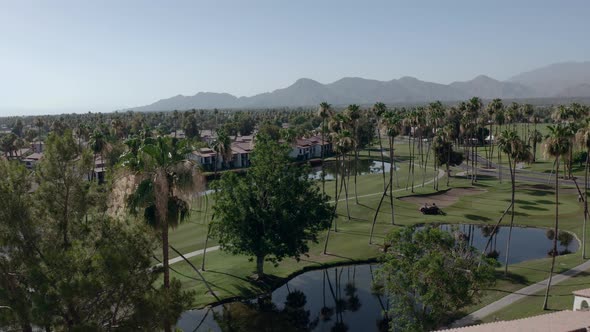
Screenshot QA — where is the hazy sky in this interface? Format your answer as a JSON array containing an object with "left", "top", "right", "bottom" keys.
[{"left": 1, "top": 0, "right": 589, "bottom": 116}]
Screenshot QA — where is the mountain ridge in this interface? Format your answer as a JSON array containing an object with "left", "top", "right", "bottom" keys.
[{"left": 129, "top": 61, "right": 590, "bottom": 112}]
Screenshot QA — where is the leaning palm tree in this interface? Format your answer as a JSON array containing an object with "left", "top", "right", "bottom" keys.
[
  {"left": 318, "top": 102, "right": 334, "bottom": 194},
  {"left": 542, "top": 124, "right": 571, "bottom": 310},
  {"left": 576, "top": 119, "right": 590, "bottom": 259},
  {"left": 497, "top": 130, "right": 533, "bottom": 274},
  {"left": 120, "top": 136, "right": 197, "bottom": 332}
]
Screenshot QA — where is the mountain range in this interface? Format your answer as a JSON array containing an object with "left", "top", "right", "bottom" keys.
[{"left": 130, "top": 61, "right": 590, "bottom": 112}]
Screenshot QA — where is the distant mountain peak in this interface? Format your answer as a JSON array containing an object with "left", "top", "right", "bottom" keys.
[{"left": 127, "top": 61, "right": 590, "bottom": 112}]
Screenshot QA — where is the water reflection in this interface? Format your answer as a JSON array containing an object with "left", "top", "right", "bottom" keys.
[
  {"left": 177, "top": 265, "right": 388, "bottom": 332},
  {"left": 176, "top": 225, "right": 579, "bottom": 331},
  {"left": 309, "top": 160, "right": 398, "bottom": 181},
  {"left": 433, "top": 224, "right": 578, "bottom": 264}
]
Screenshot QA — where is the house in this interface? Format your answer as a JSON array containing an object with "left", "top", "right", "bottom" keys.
[
  {"left": 189, "top": 148, "right": 218, "bottom": 171},
  {"left": 289, "top": 135, "right": 332, "bottom": 161},
  {"left": 22, "top": 152, "right": 43, "bottom": 169},
  {"left": 200, "top": 130, "right": 217, "bottom": 144},
  {"left": 83, "top": 155, "right": 107, "bottom": 183},
  {"left": 441, "top": 288, "right": 590, "bottom": 332}
]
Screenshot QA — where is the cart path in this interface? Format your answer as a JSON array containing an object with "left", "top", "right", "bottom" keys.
[{"left": 451, "top": 259, "right": 590, "bottom": 327}]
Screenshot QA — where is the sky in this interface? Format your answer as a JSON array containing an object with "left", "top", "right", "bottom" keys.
[{"left": 1, "top": 0, "right": 589, "bottom": 116}]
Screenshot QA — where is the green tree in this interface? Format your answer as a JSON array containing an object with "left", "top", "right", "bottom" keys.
[
  {"left": 375, "top": 226, "right": 495, "bottom": 331},
  {"left": 497, "top": 130, "right": 533, "bottom": 274},
  {"left": 183, "top": 113, "right": 200, "bottom": 139},
  {"left": 542, "top": 124, "right": 571, "bottom": 310},
  {"left": 211, "top": 135, "right": 333, "bottom": 278},
  {"left": 35, "top": 131, "right": 93, "bottom": 248}
]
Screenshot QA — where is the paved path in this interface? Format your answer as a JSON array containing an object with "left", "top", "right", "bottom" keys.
[
  {"left": 157, "top": 245, "right": 220, "bottom": 267},
  {"left": 452, "top": 253, "right": 590, "bottom": 327}
]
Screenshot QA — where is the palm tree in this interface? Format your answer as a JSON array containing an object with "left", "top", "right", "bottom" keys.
[
  {"left": 345, "top": 104, "right": 361, "bottom": 204},
  {"left": 370, "top": 111, "right": 402, "bottom": 243},
  {"left": 318, "top": 102, "right": 333, "bottom": 194},
  {"left": 120, "top": 136, "right": 196, "bottom": 332},
  {"left": 542, "top": 124, "right": 571, "bottom": 310},
  {"left": 497, "top": 130, "right": 532, "bottom": 274},
  {"left": 576, "top": 119, "right": 590, "bottom": 259},
  {"left": 467, "top": 97, "right": 483, "bottom": 184},
  {"left": 35, "top": 118, "right": 45, "bottom": 139},
  {"left": 88, "top": 129, "right": 106, "bottom": 180},
  {"left": 212, "top": 130, "right": 231, "bottom": 177},
  {"left": 373, "top": 102, "right": 388, "bottom": 190},
  {"left": 487, "top": 99, "right": 503, "bottom": 166}
]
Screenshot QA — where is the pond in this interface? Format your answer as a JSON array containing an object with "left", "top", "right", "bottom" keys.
[
  {"left": 309, "top": 159, "right": 398, "bottom": 181},
  {"left": 176, "top": 225, "right": 578, "bottom": 332}
]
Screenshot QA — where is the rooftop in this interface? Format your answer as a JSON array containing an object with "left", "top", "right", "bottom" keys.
[{"left": 439, "top": 310, "right": 590, "bottom": 332}]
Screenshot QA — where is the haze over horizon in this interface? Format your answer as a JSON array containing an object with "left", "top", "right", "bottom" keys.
[{"left": 1, "top": 0, "right": 590, "bottom": 116}]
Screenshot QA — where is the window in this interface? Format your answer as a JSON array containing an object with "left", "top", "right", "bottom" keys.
[{"left": 581, "top": 300, "right": 589, "bottom": 310}]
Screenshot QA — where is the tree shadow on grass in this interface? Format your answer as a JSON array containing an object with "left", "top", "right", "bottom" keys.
[
  {"left": 464, "top": 214, "right": 492, "bottom": 222},
  {"left": 520, "top": 205, "right": 548, "bottom": 211},
  {"left": 522, "top": 189, "right": 552, "bottom": 197}
]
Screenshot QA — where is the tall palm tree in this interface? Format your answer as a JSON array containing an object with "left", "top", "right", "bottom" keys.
[
  {"left": 345, "top": 104, "right": 361, "bottom": 204},
  {"left": 487, "top": 99, "right": 503, "bottom": 166},
  {"left": 373, "top": 102, "right": 388, "bottom": 190},
  {"left": 467, "top": 97, "right": 483, "bottom": 184},
  {"left": 497, "top": 130, "right": 533, "bottom": 274},
  {"left": 88, "top": 129, "right": 106, "bottom": 180},
  {"left": 212, "top": 130, "right": 231, "bottom": 178},
  {"left": 318, "top": 102, "right": 333, "bottom": 194},
  {"left": 542, "top": 124, "right": 571, "bottom": 310},
  {"left": 576, "top": 119, "right": 590, "bottom": 259},
  {"left": 120, "top": 136, "right": 196, "bottom": 332}
]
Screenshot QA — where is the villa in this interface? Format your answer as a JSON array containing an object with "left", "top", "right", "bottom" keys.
[{"left": 190, "top": 133, "right": 332, "bottom": 171}]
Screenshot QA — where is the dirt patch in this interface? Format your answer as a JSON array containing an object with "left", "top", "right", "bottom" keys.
[{"left": 399, "top": 187, "right": 486, "bottom": 208}]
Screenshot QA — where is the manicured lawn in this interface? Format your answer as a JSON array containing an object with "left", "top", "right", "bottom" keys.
[
  {"left": 163, "top": 134, "right": 590, "bottom": 317},
  {"left": 480, "top": 264, "right": 590, "bottom": 323}
]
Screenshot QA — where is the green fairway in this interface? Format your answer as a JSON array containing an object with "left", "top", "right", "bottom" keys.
[{"left": 163, "top": 134, "right": 590, "bottom": 319}]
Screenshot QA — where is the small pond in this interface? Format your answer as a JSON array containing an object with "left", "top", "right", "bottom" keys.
[
  {"left": 309, "top": 159, "right": 398, "bottom": 181},
  {"left": 177, "top": 225, "right": 578, "bottom": 331}
]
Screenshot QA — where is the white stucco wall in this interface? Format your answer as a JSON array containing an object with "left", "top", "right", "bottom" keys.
[{"left": 573, "top": 295, "right": 590, "bottom": 311}]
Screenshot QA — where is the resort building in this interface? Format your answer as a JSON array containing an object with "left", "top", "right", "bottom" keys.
[
  {"left": 190, "top": 133, "right": 331, "bottom": 171},
  {"left": 22, "top": 152, "right": 43, "bottom": 169}
]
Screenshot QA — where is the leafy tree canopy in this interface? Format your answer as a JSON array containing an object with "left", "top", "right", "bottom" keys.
[
  {"left": 211, "top": 135, "right": 333, "bottom": 277},
  {"left": 375, "top": 226, "right": 495, "bottom": 331}
]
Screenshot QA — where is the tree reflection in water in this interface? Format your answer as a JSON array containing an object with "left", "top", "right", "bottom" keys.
[{"left": 213, "top": 266, "right": 374, "bottom": 331}]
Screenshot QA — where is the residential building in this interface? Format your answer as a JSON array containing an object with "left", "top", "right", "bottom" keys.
[{"left": 22, "top": 152, "right": 43, "bottom": 169}]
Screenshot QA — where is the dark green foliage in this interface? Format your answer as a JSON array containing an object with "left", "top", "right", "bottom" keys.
[
  {"left": 375, "top": 227, "right": 495, "bottom": 331},
  {"left": 0, "top": 142, "right": 192, "bottom": 331},
  {"left": 211, "top": 135, "right": 333, "bottom": 276}
]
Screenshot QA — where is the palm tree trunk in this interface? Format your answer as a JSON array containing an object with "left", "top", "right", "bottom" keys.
[
  {"left": 389, "top": 137, "right": 395, "bottom": 225},
  {"left": 411, "top": 135, "right": 416, "bottom": 192},
  {"left": 354, "top": 149, "right": 359, "bottom": 204},
  {"left": 343, "top": 155, "right": 351, "bottom": 221},
  {"left": 584, "top": 150, "right": 588, "bottom": 259},
  {"left": 370, "top": 181, "right": 391, "bottom": 244},
  {"left": 201, "top": 221, "right": 212, "bottom": 270},
  {"left": 378, "top": 124, "right": 386, "bottom": 190},
  {"left": 504, "top": 159, "right": 516, "bottom": 275},
  {"left": 321, "top": 120, "right": 326, "bottom": 194},
  {"left": 543, "top": 156, "right": 560, "bottom": 310}
]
